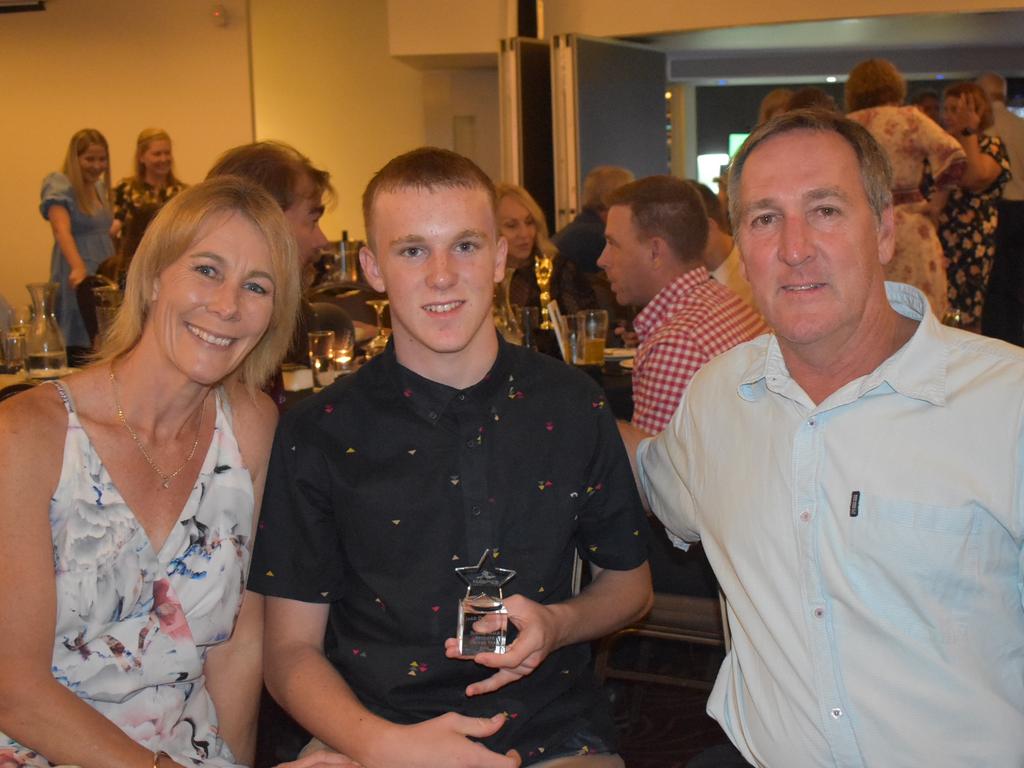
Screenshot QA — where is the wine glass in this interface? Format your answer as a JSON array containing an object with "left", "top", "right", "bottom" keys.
[{"left": 364, "top": 298, "right": 390, "bottom": 359}]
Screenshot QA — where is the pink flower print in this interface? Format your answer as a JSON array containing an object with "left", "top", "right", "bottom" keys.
[
  {"left": 403, "top": 388, "right": 413, "bottom": 398},
  {"left": 545, "top": 421, "right": 554, "bottom": 431},
  {"left": 324, "top": 404, "right": 334, "bottom": 414},
  {"left": 152, "top": 579, "right": 193, "bottom": 642},
  {"left": 591, "top": 399, "right": 606, "bottom": 409},
  {"left": 537, "top": 480, "right": 553, "bottom": 491},
  {"left": 408, "top": 660, "right": 429, "bottom": 676}
]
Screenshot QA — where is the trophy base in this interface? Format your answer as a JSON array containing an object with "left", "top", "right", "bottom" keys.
[{"left": 457, "top": 595, "right": 509, "bottom": 655}]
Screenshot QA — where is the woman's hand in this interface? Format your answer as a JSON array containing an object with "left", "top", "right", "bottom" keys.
[
  {"left": 945, "top": 94, "right": 982, "bottom": 138},
  {"left": 69, "top": 264, "right": 88, "bottom": 288}
]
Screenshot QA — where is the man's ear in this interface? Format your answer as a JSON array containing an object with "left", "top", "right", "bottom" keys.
[
  {"left": 876, "top": 205, "right": 896, "bottom": 267},
  {"left": 493, "top": 236, "right": 508, "bottom": 283},
  {"left": 360, "top": 245, "right": 386, "bottom": 293},
  {"left": 649, "top": 236, "right": 668, "bottom": 268}
]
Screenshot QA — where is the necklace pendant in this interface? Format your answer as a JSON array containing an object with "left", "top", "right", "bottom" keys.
[{"left": 161, "top": 478, "right": 171, "bottom": 489}]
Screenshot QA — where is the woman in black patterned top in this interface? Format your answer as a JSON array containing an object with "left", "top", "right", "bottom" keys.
[
  {"left": 496, "top": 183, "right": 596, "bottom": 320},
  {"left": 111, "top": 128, "right": 187, "bottom": 243}
]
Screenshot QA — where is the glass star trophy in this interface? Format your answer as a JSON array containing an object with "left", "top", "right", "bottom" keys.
[{"left": 455, "top": 549, "right": 516, "bottom": 655}]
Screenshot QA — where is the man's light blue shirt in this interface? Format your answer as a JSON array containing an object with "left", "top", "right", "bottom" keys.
[{"left": 638, "top": 283, "right": 1024, "bottom": 767}]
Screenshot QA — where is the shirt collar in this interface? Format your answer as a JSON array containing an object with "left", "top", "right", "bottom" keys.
[
  {"left": 378, "top": 332, "right": 513, "bottom": 424},
  {"left": 738, "top": 282, "right": 948, "bottom": 407},
  {"left": 633, "top": 267, "right": 711, "bottom": 340}
]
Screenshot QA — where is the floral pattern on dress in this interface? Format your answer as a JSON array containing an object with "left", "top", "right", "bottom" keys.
[
  {"left": 0, "top": 383, "right": 253, "bottom": 767},
  {"left": 939, "top": 134, "right": 1012, "bottom": 325},
  {"left": 848, "top": 106, "right": 966, "bottom": 317},
  {"left": 111, "top": 178, "right": 187, "bottom": 227}
]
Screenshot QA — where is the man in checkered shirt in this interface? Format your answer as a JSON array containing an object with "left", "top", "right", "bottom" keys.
[{"left": 598, "top": 175, "right": 768, "bottom": 436}]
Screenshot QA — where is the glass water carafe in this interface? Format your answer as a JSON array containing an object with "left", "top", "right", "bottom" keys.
[{"left": 25, "top": 282, "right": 67, "bottom": 377}]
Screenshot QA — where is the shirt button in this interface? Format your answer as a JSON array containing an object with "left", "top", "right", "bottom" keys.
[
  {"left": 830, "top": 707, "right": 843, "bottom": 719},
  {"left": 813, "top": 607, "right": 825, "bottom": 619},
  {"left": 457, "top": 393, "right": 466, "bottom": 401},
  {"left": 799, "top": 510, "right": 811, "bottom": 522},
  {"left": 471, "top": 505, "right": 481, "bottom": 516},
  {"left": 428, "top": 410, "right": 438, "bottom": 421},
  {"left": 808, "top": 418, "right": 816, "bottom": 426},
  {"left": 465, "top": 439, "right": 476, "bottom": 448}
]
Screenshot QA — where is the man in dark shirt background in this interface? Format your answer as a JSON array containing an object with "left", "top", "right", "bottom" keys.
[
  {"left": 552, "top": 166, "right": 634, "bottom": 274},
  {"left": 249, "top": 148, "right": 652, "bottom": 767}
]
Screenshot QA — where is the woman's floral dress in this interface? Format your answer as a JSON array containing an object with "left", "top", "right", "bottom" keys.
[
  {"left": 0, "top": 382, "right": 254, "bottom": 767},
  {"left": 848, "top": 105, "right": 966, "bottom": 317},
  {"left": 939, "top": 134, "right": 1012, "bottom": 325}
]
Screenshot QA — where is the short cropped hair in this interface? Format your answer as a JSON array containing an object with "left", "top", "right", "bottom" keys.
[
  {"left": 727, "top": 109, "right": 893, "bottom": 231},
  {"left": 361, "top": 147, "right": 496, "bottom": 247},
  {"left": 606, "top": 175, "right": 709, "bottom": 264},
  {"left": 943, "top": 82, "right": 995, "bottom": 131},
  {"left": 581, "top": 165, "right": 635, "bottom": 211},
  {"left": 207, "top": 140, "right": 333, "bottom": 212},
  {"left": 95, "top": 176, "right": 301, "bottom": 392},
  {"left": 845, "top": 58, "right": 907, "bottom": 113}
]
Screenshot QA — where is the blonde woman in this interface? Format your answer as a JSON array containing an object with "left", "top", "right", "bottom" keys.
[
  {"left": 40, "top": 128, "right": 116, "bottom": 348},
  {"left": 496, "top": 183, "right": 596, "bottom": 323},
  {"left": 1, "top": 178, "right": 346, "bottom": 768},
  {"left": 111, "top": 129, "right": 188, "bottom": 263}
]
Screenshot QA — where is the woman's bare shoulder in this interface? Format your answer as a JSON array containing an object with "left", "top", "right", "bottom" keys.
[
  {"left": 0, "top": 383, "right": 70, "bottom": 490},
  {"left": 223, "top": 383, "right": 279, "bottom": 468}
]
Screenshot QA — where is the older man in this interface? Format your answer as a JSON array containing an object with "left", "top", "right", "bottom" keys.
[
  {"left": 630, "top": 111, "right": 1024, "bottom": 766},
  {"left": 553, "top": 166, "right": 634, "bottom": 274}
]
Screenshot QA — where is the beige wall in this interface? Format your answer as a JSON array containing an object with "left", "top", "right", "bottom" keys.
[
  {"left": 543, "top": 0, "right": 1024, "bottom": 37},
  {"left": 249, "top": 0, "right": 428, "bottom": 243},
  {"left": 424, "top": 69, "right": 501, "bottom": 182},
  {"left": 0, "top": 0, "right": 253, "bottom": 304}
]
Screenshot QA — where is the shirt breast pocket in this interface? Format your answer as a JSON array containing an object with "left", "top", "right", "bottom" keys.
[{"left": 846, "top": 493, "right": 986, "bottom": 645}]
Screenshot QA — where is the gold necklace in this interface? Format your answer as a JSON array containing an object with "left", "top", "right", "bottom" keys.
[{"left": 109, "top": 366, "right": 207, "bottom": 489}]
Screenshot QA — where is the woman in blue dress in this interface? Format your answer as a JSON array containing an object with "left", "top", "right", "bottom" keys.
[{"left": 40, "top": 129, "right": 116, "bottom": 349}]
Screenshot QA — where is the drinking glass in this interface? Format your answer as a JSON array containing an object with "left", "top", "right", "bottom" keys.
[
  {"left": 1, "top": 331, "right": 26, "bottom": 375},
  {"left": 518, "top": 306, "right": 540, "bottom": 351},
  {"left": 364, "top": 299, "right": 390, "bottom": 360},
  {"left": 334, "top": 328, "right": 355, "bottom": 372},
  {"left": 574, "top": 309, "right": 608, "bottom": 365},
  {"left": 307, "top": 330, "right": 336, "bottom": 391}
]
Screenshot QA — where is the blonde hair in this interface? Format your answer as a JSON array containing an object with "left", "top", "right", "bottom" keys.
[
  {"left": 495, "top": 182, "right": 556, "bottom": 259},
  {"left": 95, "top": 176, "right": 301, "bottom": 392},
  {"left": 133, "top": 127, "right": 182, "bottom": 188},
  {"left": 62, "top": 129, "right": 111, "bottom": 216}
]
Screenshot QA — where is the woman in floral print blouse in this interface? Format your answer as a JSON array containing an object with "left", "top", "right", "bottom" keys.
[
  {"left": 938, "top": 82, "right": 1012, "bottom": 330},
  {"left": 111, "top": 129, "right": 187, "bottom": 258}
]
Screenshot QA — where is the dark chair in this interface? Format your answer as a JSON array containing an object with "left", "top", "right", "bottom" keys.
[
  {"left": 75, "top": 274, "right": 119, "bottom": 348},
  {"left": 307, "top": 281, "right": 386, "bottom": 327},
  {"left": 594, "top": 591, "right": 730, "bottom": 691}
]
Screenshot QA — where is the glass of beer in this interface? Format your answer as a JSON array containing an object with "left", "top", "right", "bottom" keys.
[{"left": 574, "top": 310, "right": 608, "bottom": 365}]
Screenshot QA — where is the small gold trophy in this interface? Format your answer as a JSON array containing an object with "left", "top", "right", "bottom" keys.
[{"left": 534, "top": 253, "right": 554, "bottom": 330}]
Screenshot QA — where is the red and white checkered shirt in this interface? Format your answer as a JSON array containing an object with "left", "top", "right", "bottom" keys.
[{"left": 631, "top": 267, "right": 768, "bottom": 434}]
